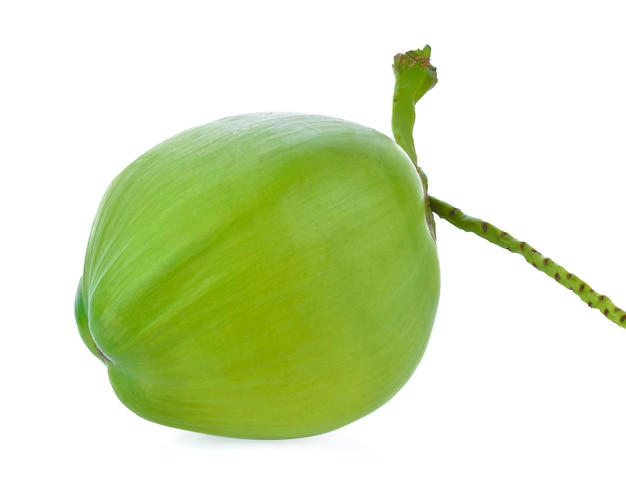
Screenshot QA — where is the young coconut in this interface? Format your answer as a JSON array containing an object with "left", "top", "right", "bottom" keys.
[{"left": 75, "top": 46, "right": 624, "bottom": 439}]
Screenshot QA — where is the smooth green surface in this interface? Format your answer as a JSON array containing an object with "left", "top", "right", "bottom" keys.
[{"left": 75, "top": 113, "right": 440, "bottom": 438}]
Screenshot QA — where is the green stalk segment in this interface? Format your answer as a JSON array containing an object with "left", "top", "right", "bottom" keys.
[
  {"left": 391, "top": 46, "right": 625, "bottom": 330},
  {"left": 392, "top": 46, "right": 438, "bottom": 240},
  {"left": 392, "top": 46, "right": 437, "bottom": 168},
  {"left": 429, "top": 196, "right": 626, "bottom": 328}
]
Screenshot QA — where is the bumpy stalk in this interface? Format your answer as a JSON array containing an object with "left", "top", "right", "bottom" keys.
[
  {"left": 429, "top": 196, "right": 626, "bottom": 328},
  {"left": 392, "top": 46, "right": 625, "bottom": 329}
]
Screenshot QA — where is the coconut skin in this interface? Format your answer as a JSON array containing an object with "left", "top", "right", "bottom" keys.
[{"left": 75, "top": 112, "right": 440, "bottom": 439}]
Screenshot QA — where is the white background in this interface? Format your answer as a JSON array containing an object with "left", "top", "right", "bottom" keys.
[{"left": 2, "top": 1, "right": 625, "bottom": 491}]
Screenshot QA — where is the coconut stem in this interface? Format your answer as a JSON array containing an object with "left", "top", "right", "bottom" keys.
[
  {"left": 392, "top": 46, "right": 625, "bottom": 330},
  {"left": 429, "top": 196, "right": 626, "bottom": 328},
  {"left": 392, "top": 46, "right": 438, "bottom": 240}
]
